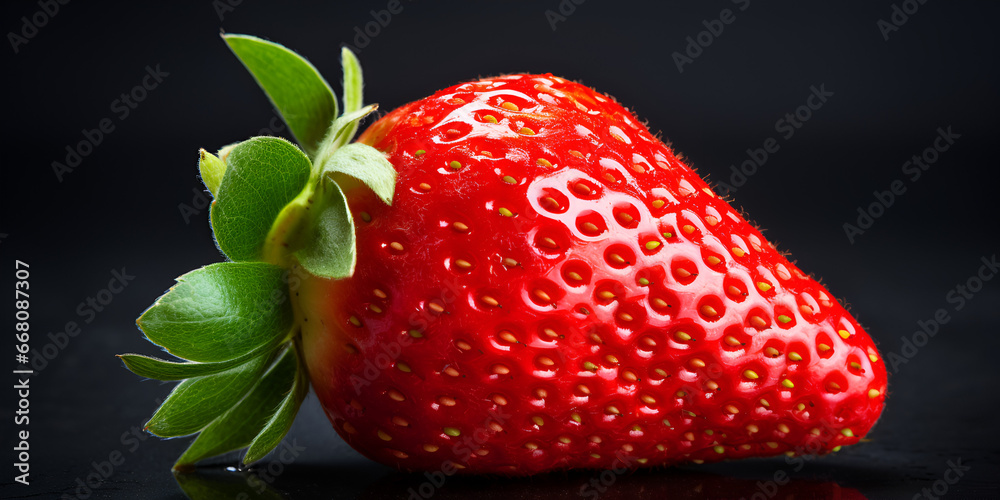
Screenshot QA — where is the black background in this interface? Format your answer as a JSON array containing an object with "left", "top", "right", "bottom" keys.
[{"left": 2, "top": 0, "right": 999, "bottom": 498}]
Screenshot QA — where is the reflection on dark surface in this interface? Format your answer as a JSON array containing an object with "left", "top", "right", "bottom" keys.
[{"left": 174, "top": 463, "right": 869, "bottom": 500}]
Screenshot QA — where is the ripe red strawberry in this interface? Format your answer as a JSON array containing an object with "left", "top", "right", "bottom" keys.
[{"left": 121, "top": 35, "right": 885, "bottom": 475}]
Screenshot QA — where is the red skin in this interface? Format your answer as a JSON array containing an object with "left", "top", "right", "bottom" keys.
[{"left": 294, "top": 74, "right": 887, "bottom": 475}]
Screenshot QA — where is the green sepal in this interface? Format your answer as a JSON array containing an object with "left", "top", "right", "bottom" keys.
[
  {"left": 145, "top": 350, "right": 274, "bottom": 437},
  {"left": 313, "top": 104, "right": 379, "bottom": 176},
  {"left": 198, "top": 149, "right": 225, "bottom": 197},
  {"left": 223, "top": 34, "right": 337, "bottom": 158},
  {"left": 293, "top": 177, "right": 356, "bottom": 279},
  {"left": 338, "top": 47, "right": 364, "bottom": 150},
  {"left": 173, "top": 345, "right": 297, "bottom": 469},
  {"left": 210, "top": 137, "right": 312, "bottom": 262},
  {"left": 118, "top": 352, "right": 257, "bottom": 381},
  {"left": 243, "top": 348, "right": 309, "bottom": 464},
  {"left": 137, "top": 262, "right": 292, "bottom": 363},
  {"left": 321, "top": 143, "right": 396, "bottom": 206}
]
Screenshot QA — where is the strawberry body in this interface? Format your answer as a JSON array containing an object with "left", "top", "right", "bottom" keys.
[{"left": 295, "top": 74, "right": 886, "bottom": 474}]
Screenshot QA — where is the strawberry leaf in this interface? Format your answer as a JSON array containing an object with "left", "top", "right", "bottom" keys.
[
  {"left": 118, "top": 348, "right": 267, "bottom": 381},
  {"left": 242, "top": 348, "right": 308, "bottom": 464},
  {"left": 174, "top": 346, "right": 297, "bottom": 469},
  {"left": 146, "top": 351, "right": 274, "bottom": 437},
  {"left": 137, "top": 262, "right": 292, "bottom": 363},
  {"left": 313, "top": 104, "right": 379, "bottom": 174},
  {"left": 210, "top": 137, "right": 311, "bottom": 262},
  {"left": 293, "top": 177, "right": 356, "bottom": 279},
  {"left": 321, "top": 143, "right": 396, "bottom": 206},
  {"left": 223, "top": 34, "right": 337, "bottom": 158},
  {"left": 338, "top": 47, "right": 364, "bottom": 149}
]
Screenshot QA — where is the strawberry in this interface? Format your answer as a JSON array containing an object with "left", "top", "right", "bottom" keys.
[{"left": 120, "top": 34, "right": 886, "bottom": 475}]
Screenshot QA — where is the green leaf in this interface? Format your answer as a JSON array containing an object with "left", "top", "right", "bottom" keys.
[
  {"left": 339, "top": 47, "right": 364, "bottom": 147},
  {"left": 146, "top": 351, "right": 273, "bottom": 437},
  {"left": 210, "top": 137, "right": 312, "bottom": 262},
  {"left": 138, "top": 262, "right": 292, "bottom": 363},
  {"left": 243, "top": 350, "right": 308, "bottom": 464},
  {"left": 174, "top": 346, "right": 297, "bottom": 468},
  {"left": 321, "top": 143, "right": 396, "bottom": 206},
  {"left": 223, "top": 34, "right": 337, "bottom": 158},
  {"left": 118, "top": 347, "right": 267, "bottom": 381},
  {"left": 293, "top": 178, "right": 356, "bottom": 279},
  {"left": 198, "top": 149, "right": 225, "bottom": 197},
  {"left": 313, "top": 104, "right": 379, "bottom": 176}
]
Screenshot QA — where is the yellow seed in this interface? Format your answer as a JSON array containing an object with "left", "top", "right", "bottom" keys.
[
  {"left": 714, "top": 445, "right": 725, "bottom": 454},
  {"left": 829, "top": 381, "right": 841, "bottom": 390},
  {"left": 443, "top": 427, "right": 461, "bottom": 437},
  {"left": 641, "top": 394, "right": 656, "bottom": 405},
  {"left": 482, "top": 295, "right": 499, "bottom": 307},
  {"left": 492, "top": 394, "right": 508, "bottom": 405},
  {"left": 725, "top": 335, "right": 742, "bottom": 346},
  {"left": 449, "top": 160, "right": 462, "bottom": 170},
  {"left": 454, "top": 259, "right": 472, "bottom": 269},
  {"left": 764, "top": 347, "right": 780, "bottom": 357},
  {"left": 777, "top": 315, "right": 792, "bottom": 324},
  {"left": 690, "top": 358, "right": 706, "bottom": 368},
  {"left": 638, "top": 278, "right": 650, "bottom": 286},
  {"left": 651, "top": 297, "right": 668, "bottom": 309},
  {"left": 749, "top": 316, "right": 767, "bottom": 329},
  {"left": 701, "top": 304, "right": 718, "bottom": 317},
  {"left": 414, "top": 149, "right": 426, "bottom": 156},
  {"left": 617, "top": 312, "right": 633, "bottom": 322},
  {"left": 502, "top": 175, "right": 517, "bottom": 184},
  {"left": 705, "top": 215, "right": 719, "bottom": 226},
  {"left": 706, "top": 380, "right": 719, "bottom": 390},
  {"left": 349, "top": 316, "right": 361, "bottom": 327},
  {"left": 418, "top": 182, "right": 432, "bottom": 191},
  {"left": 499, "top": 331, "right": 518, "bottom": 343},
  {"left": 369, "top": 304, "right": 382, "bottom": 314},
  {"left": 743, "top": 370, "right": 759, "bottom": 380},
  {"left": 675, "top": 331, "right": 692, "bottom": 341},
  {"left": 676, "top": 390, "right": 687, "bottom": 398},
  {"left": 732, "top": 247, "right": 746, "bottom": 257},
  {"left": 483, "top": 114, "right": 498, "bottom": 123},
  {"left": 523, "top": 442, "right": 538, "bottom": 450},
  {"left": 499, "top": 207, "right": 513, "bottom": 217},
  {"left": 532, "top": 416, "right": 545, "bottom": 426},
  {"left": 571, "top": 413, "right": 582, "bottom": 423},
  {"left": 832, "top": 446, "right": 842, "bottom": 452},
  {"left": 501, "top": 101, "right": 519, "bottom": 111},
  {"left": 456, "top": 340, "right": 472, "bottom": 350},
  {"left": 518, "top": 127, "right": 535, "bottom": 135},
  {"left": 675, "top": 268, "right": 692, "bottom": 278},
  {"left": 397, "top": 362, "right": 411, "bottom": 373},
  {"left": 766, "top": 442, "right": 778, "bottom": 449},
  {"left": 605, "top": 354, "right": 619, "bottom": 364},
  {"left": 444, "top": 367, "right": 460, "bottom": 377},
  {"left": 725, "top": 404, "right": 739, "bottom": 414},
  {"left": 537, "top": 356, "right": 554, "bottom": 366},
  {"left": 492, "top": 364, "right": 510, "bottom": 375},
  {"left": 583, "top": 361, "right": 598, "bottom": 371},
  {"left": 452, "top": 222, "right": 469, "bottom": 233},
  {"left": 558, "top": 436, "right": 572, "bottom": 444},
  {"left": 388, "top": 390, "right": 405, "bottom": 402},
  {"left": 378, "top": 430, "right": 392, "bottom": 441},
  {"left": 574, "top": 182, "right": 592, "bottom": 194},
  {"left": 582, "top": 222, "right": 600, "bottom": 233},
  {"left": 788, "top": 352, "right": 802, "bottom": 361},
  {"left": 390, "top": 241, "right": 404, "bottom": 252},
  {"left": 537, "top": 158, "right": 552, "bottom": 168},
  {"left": 428, "top": 302, "right": 445, "bottom": 313},
  {"left": 618, "top": 212, "right": 634, "bottom": 223},
  {"left": 645, "top": 240, "right": 661, "bottom": 250},
  {"left": 606, "top": 405, "right": 620, "bottom": 415},
  {"left": 590, "top": 453, "right": 601, "bottom": 459},
  {"left": 841, "top": 428, "right": 854, "bottom": 437},
  {"left": 777, "top": 423, "right": 790, "bottom": 434},
  {"left": 609, "top": 253, "right": 625, "bottom": 265},
  {"left": 534, "top": 289, "right": 552, "bottom": 302},
  {"left": 683, "top": 432, "right": 695, "bottom": 441},
  {"left": 869, "top": 389, "right": 880, "bottom": 398},
  {"left": 757, "top": 282, "right": 772, "bottom": 292},
  {"left": 760, "top": 398, "right": 770, "bottom": 407},
  {"left": 838, "top": 329, "right": 851, "bottom": 339},
  {"left": 746, "top": 424, "right": 759, "bottom": 433},
  {"left": 706, "top": 256, "right": 721, "bottom": 266},
  {"left": 796, "top": 403, "right": 805, "bottom": 411},
  {"left": 408, "top": 329, "right": 423, "bottom": 338},
  {"left": 439, "top": 396, "right": 457, "bottom": 406},
  {"left": 651, "top": 199, "right": 665, "bottom": 209},
  {"left": 567, "top": 271, "right": 583, "bottom": 281},
  {"left": 869, "top": 353, "right": 879, "bottom": 362},
  {"left": 682, "top": 225, "right": 696, "bottom": 234},
  {"left": 423, "top": 444, "right": 439, "bottom": 452},
  {"left": 503, "top": 257, "right": 518, "bottom": 267},
  {"left": 850, "top": 362, "right": 862, "bottom": 370},
  {"left": 540, "top": 237, "right": 558, "bottom": 248},
  {"left": 360, "top": 211, "right": 371, "bottom": 223},
  {"left": 818, "top": 343, "right": 831, "bottom": 351},
  {"left": 373, "top": 289, "right": 387, "bottom": 299},
  {"left": 781, "top": 379, "right": 795, "bottom": 389},
  {"left": 663, "top": 231, "right": 674, "bottom": 238},
  {"left": 544, "top": 328, "right": 560, "bottom": 338},
  {"left": 740, "top": 444, "right": 752, "bottom": 451}
]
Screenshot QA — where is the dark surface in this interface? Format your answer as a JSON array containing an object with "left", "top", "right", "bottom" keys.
[{"left": 2, "top": 0, "right": 999, "bottom": 498}]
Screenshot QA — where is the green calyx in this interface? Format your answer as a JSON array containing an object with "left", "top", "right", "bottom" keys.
[{"left": 118, "top": 34, "right": 395, "bottom": 471}]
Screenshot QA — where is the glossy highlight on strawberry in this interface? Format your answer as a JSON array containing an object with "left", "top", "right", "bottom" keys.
[{"left": 296, "top": 73, "right": 887, "bottom": 474}]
